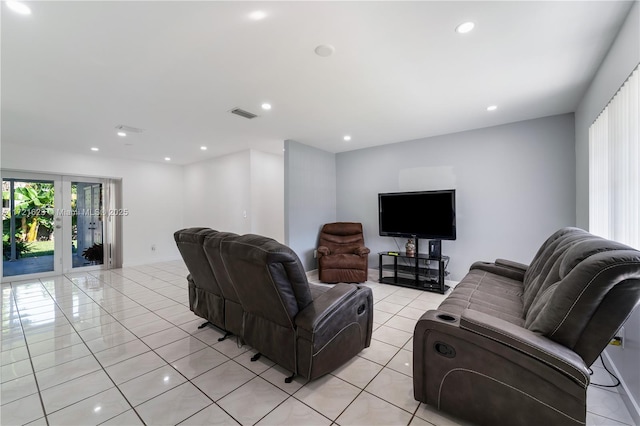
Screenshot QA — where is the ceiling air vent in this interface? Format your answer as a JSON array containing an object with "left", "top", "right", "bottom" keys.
[
  {"left": 115, "top": 125, "right": 144, "bottom": 133},
  {"left": 230, "top": 108, "right": 258, "bottom": 119}
]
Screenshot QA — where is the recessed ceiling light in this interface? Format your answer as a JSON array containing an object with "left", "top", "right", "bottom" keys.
[
  {"left": 455, "top": 22, "right": 475, "bottom": 34},
  {"left": 200, "top": 146, "right": 207, "bottom": 151},
  {"left": 487, "top": 105, "right": 498, "bottom": 111},
  {"left": 164, "top": 157, "right": 171, "bottom": 161},
  {"left": 343, "top": 135, "right": 352, "bottom": 141},
  {"left": 315, "top": 44, "right": 335, "bottom": 57},
  {"left": 249, "top": 11, "right": 266, "bottom": 20},
  {"left": 261, "top": 103, "right": 272, "bottom": 110},
  {"left": 6, "top": 1, "right": 31, "bottom": 15},
  {"left": 91, "top": 147, "right": 99, "bottom": 152},
  {"left": 117, "top": 131, "right": 126, "bottom": 137}
]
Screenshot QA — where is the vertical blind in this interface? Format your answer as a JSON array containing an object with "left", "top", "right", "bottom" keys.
[{"left": 589, "top": 65, "right": 640, "bottom": 249}]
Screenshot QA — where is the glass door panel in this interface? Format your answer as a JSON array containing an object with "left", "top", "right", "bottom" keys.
[
  {"left": 71, "top": 182, "right": 104, "bottom": 268},
  {"left": 2, "top": 178, "right": 58, "bottom": 277}
]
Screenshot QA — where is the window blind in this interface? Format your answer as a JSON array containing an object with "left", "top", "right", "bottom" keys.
[{"left": 589, "top": 65, "right": 640, "bottom": 249}]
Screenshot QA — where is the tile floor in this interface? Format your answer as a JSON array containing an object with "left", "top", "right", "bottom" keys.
[{"left": 1, "top": 263, "right": 636, "bottom": 425}]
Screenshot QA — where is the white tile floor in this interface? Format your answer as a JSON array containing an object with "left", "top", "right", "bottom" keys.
[{"left": 1, "top": 263, "right": 635, "bottom": 426}]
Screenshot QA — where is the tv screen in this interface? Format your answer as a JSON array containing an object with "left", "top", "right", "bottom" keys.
[{"left": 378, "top": 190, "right": 456, "bottom": 240}]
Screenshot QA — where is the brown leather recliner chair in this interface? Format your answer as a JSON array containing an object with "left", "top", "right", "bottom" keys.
[
  {"left": 413, "top": 228, "right": 640, "bottom": 425},
  {"left": 317, "top": 222, "right": 370, "bottom": 283}
]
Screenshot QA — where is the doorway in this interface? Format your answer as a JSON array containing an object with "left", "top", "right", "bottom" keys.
[{"left": 2, "top": 172, "right": 122, "bottom": 280}]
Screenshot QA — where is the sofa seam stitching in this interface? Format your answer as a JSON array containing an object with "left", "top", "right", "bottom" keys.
[{"left": 465, "top": 272, "right": 485, "bottom": 309}]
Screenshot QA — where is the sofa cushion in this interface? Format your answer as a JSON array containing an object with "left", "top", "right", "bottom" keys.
[
  {"left": 174, "top": 228, "right": 219, "bottom": 293},
  {"left": 202, "top": 231, "right": 243, "bottom": 335},
  {"left": 524, "top": 238, "right": 640, "bottom": 349},
  {"left": 202, "top": 231, "right": 241, "bottom": 301},
  {"left": 439, "top": 269, "right": 525, "bottom": 326},
  {"left": 174, "top": 228, "right": 226, "bottom": 329},
  {"left": 522, "top": 228, "right": 589, "bottom": 314},
  {"left": 309, "top": 282, "right": 333, "bottom": 300},
  {"left": 319, "top": 253, "right": 367, "bottom": 270},
  {"left": 221, "top": 234, "right": 313, "bottom": 323}
]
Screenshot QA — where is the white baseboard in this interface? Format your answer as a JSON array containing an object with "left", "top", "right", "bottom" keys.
[
  {"left": 122, "top": 256, "right": 182, "bottom": 268},
  {"left": 602, "top": 351, "right": 640, "bottom": 425}
]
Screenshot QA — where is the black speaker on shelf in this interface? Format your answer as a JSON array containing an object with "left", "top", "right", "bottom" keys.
[{"left": 429, "top": 240, "right": 442, "bottom": 258}]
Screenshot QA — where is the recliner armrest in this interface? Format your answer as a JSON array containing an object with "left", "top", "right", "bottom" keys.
[
  {"left": 470, "top": 261, "right": 526, "bottom": 281},
  {"left": 495, "top": 258, "right": 529, "bottom": 272},
  {"left": 317, "top": 246, "right": 330, "bottom": 258},
  {"left": 459, "top": 309, "right": 589, "bottom": 388},
  {"left": 354, "top": 246, "right": 370, "bottom": 256},
  {"left": 296, "top": 283, "right": 371, "bottom": 347}
]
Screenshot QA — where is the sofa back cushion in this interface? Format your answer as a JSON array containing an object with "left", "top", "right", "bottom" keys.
[
  {"left": 174, "top": 227, "right": 220, "bottom": 295},
  {"left": 174, "top": 227, "right": 227, "bottom": 328},
  {"left": 524, "top": 229, "right": 640, "bottom": 364},
  {"left": 220, "top": 234, "right": 312, "bottom": 327},
  {"left": 220, "top": 234, "right": 312, "bottom": 372},
  {"left": 319, "top": 222, "right": 365, "bottom": 255},
  {"left": 522, "top": 228, "right": 588, "bottom": 314},
  {"left": 202, "top": 231, "right": 244, "bottom": 335},
  {"left": 202, "top": 231, "right": 241, "bottom": 302}
]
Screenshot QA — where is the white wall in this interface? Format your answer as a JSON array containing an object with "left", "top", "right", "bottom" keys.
[
  {"left": 284, "top": 140, "right": 336, "bottom": 270},
  {"left": 183, "top": 150, "right": 252, "bottom": 234},
  {"left": 336, "top": 114, "right": 576, "bottom": 281},
  {"left": 250, "top": 150, "right": 284, "bottom": 242},
  {"left": 182, "top": 149, "right": 284, "bottom": 241},
  {"left": 574, "top": 3, "right": 640, "bottom": 421},
  {"left": 1, "top": 143, "right": 184, "bottom": 266}
]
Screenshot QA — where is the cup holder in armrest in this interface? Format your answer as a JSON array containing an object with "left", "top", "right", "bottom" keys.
[{"left": 437, "top": 314, "right": 456, "bottom": 322}]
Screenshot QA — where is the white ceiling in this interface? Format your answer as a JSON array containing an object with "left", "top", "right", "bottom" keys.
[{"left": 1, "top": 1, "right": 634, "bottom": 165}]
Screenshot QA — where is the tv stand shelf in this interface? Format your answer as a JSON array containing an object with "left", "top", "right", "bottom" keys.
[{"left": 378, "top": 252, "right": 449, "bottom": 294}]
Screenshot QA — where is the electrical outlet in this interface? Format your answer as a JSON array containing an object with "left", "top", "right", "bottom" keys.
[
  {"left": 313, "top": 249, "right": 318, "bottom": 258},
  {"left": 610, "top": 326, "right": 625, "bottom": 348},
  {"left": 151, "top": 244, "right": 156, "bottom": 252}
]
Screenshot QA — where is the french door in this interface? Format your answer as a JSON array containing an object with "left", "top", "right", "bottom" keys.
[{"left": 1, "top": 172, "right": 120, "bottom": 280}]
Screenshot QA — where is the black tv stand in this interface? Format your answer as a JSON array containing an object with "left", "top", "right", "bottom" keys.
[{"left": 378, "top": 248, "right": 449, "bottom": 294}]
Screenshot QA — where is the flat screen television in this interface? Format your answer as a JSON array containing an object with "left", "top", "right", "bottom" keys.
[{"left": 378, "top": 190, "right": 456, "bottom": 240}]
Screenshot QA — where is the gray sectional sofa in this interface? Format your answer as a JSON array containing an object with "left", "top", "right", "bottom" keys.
[{"left": 413, "top": 227, "right": 640, "bottom": 425}]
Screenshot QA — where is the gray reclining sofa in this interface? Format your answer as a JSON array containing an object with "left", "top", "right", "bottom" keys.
[
  {"left": 175, "top": 228, "right": 373, "bottom": 381},
  {"left": 413, "top": 227, "right": 640, "bottom": 425}
]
